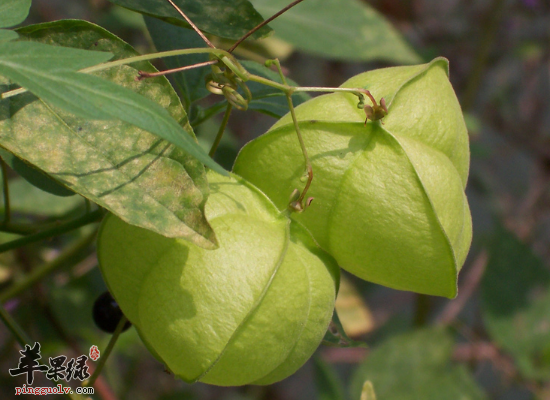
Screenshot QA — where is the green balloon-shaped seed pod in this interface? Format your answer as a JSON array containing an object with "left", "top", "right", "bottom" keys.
[
  {"left": 97, "top": 171, "right": 339, "bottom": 386},
  {"left": 233, "top": 57, "right": 472, "bottom": 298}
]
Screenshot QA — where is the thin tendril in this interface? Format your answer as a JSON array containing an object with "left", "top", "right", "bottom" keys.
[
  {"left": 138, "top": 59, "right": 218, "bottom": 79},
  {"left": 166, "top": 0, "right": 216, "bottom": 49},
  {"left": 269, "top": 58, "right": 313, "bottom": 207},
  {"left": 286, "top": 92, "right": 313, "bottom": 206},
  {"left": 209, "top": 104, "right": 233, "bottom": 158},
  {"left": 228, "top": 0, "right": 307, "bottom": 53}
]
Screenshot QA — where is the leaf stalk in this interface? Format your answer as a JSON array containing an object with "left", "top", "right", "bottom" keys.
[
  {"left": 0, "top": 209, "right": 102, "bottom": 255},
  {"left": 83, "top": 315, "right": 128, "bottom": 388},
  {"left": 209, "top": 104, "right": 233, "bottom": 158}
]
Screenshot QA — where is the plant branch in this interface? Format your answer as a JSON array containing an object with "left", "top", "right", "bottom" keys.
[
  {"left": 267, "top": 58, "right": 288, "bottom": 85},
  {"left": 246, "top": 73, "right": 289, "bottom": 92},
  {"left": 228, "top": 0, "right": 306, "bottom": 53},
  {"left": 0, "top": 223, "right": 39, "bottom": 235},
  {"left": 266, "top": 58, "right": 313, "bottom": 209},
  {"left": 190, "top": 102, "right": 228, "bottom": 127},
  {"left": 0, "top": 44, "right": 368, "bottom": 111},
  {"left": 0, "top": 229, "right": 98, "bottom": 303},
  {"left": 0, "top": 48, "right": 235, "bottom": 99},
  {"left": 0, "top": 215, "right": 95, "bottom": 235},
  {"left": 166, "top": 0, "right": 216, "bottom": 49},
  {"left": 1, "top": 157, "right": 10, "bottom": 224},
  {"left": 0, "top": 209, "right": 102, "bottom": 255},
  {"left": 209, "top": 104, "right": 233, "bottom": 158},
  {"left": 286, "top": 92, "right": 313, "bottom": 207},
  {"left": 83, "top": 316, "right": 128, "bottom": 388},
  {"left": 293, "top": 86, "right": 368, "bottom": 98},
  {"left": 0, "top": 304, "right": 32, "bottom": 347},
  {"left": 137, "top": 59, "right": 218, "bottom": 79},
  {"left": 245, "top": 74, "right": 369, "bottom": 100},
  {"left": 82, "top": 48, "right": 231, "bottom": 72}
]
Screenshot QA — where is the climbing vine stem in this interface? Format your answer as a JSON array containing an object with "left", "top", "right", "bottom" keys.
[
  {"left": 83, "top": 316, "right": 128, "bottom": 388},
  {"left": 1, "top": 157, "right": 11, "bottom": 225},
  {"left": 0, "top": 209, "right": 102, "bottom": 255},
  {"left": 0, "top": 304, "right": 32, "bottom": 347},
  {"left": 209, "top": 104, "right": 233, "bottom": 158},
  {"left": 0, "top": 229, "right": 98, "bottom": 302}
]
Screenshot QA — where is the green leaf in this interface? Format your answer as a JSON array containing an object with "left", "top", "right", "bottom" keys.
[
  {"left": 4, "top": 68, "right": 223, "bottom": 175},
  {"left": 350, "top": 328, "right": 487, "bottom": 400},
  {"left": 481, "top": 226, "right": 550, "bottom": 381},
  {"left": 0, "top": 0, "right": 31, "bottom": 28},
  {"left": 313, "top": 356, "right": 348, "bottom": 400},
  {"left": 0, "top": 20, "right": 219, "bottom": 248},
  {"left": 0, "top": 147, "right": 75, "bottom": 196},
  {"left": 0, "top": 41, "right": 114, "bottom": 71},
  {"left": 107, "top": 0, "right": 272, "bottom": 40},
  {"left": 0, "top": 29, "right": 18, "bottom": 43},
  {"left": 250, "top": 0, "right": 421, "bottom": 64},
  {"left": 0, "top": 41, "right": 225, "bottom": 175},
  {"left": 144, "top": 15, "right": 210, "bottom": 108}
]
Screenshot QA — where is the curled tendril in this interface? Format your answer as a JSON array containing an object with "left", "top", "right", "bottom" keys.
[
  {"left": 205, "top": 60, "right": 252, "bottom": 111},
  {"left": 288, "top": 188, "right": 314, "bottom": 213},
  {"left": 222, "top": 86, "right": 248, "bottom": 111},
  {"left": 205, "top": 78, "right": 225, "bottom": 95}
]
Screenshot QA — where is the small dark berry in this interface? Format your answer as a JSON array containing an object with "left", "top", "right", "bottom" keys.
[{"left": 92, "top": 291, "right": 131, "bottom": 334}]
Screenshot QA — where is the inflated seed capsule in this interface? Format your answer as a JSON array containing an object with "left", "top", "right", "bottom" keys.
[
  {"left": 233, "top": 57, "right": 472, "bottom": 299},
  {"left": 97, "top": 171, "right": 339, "bottom": 386}
]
